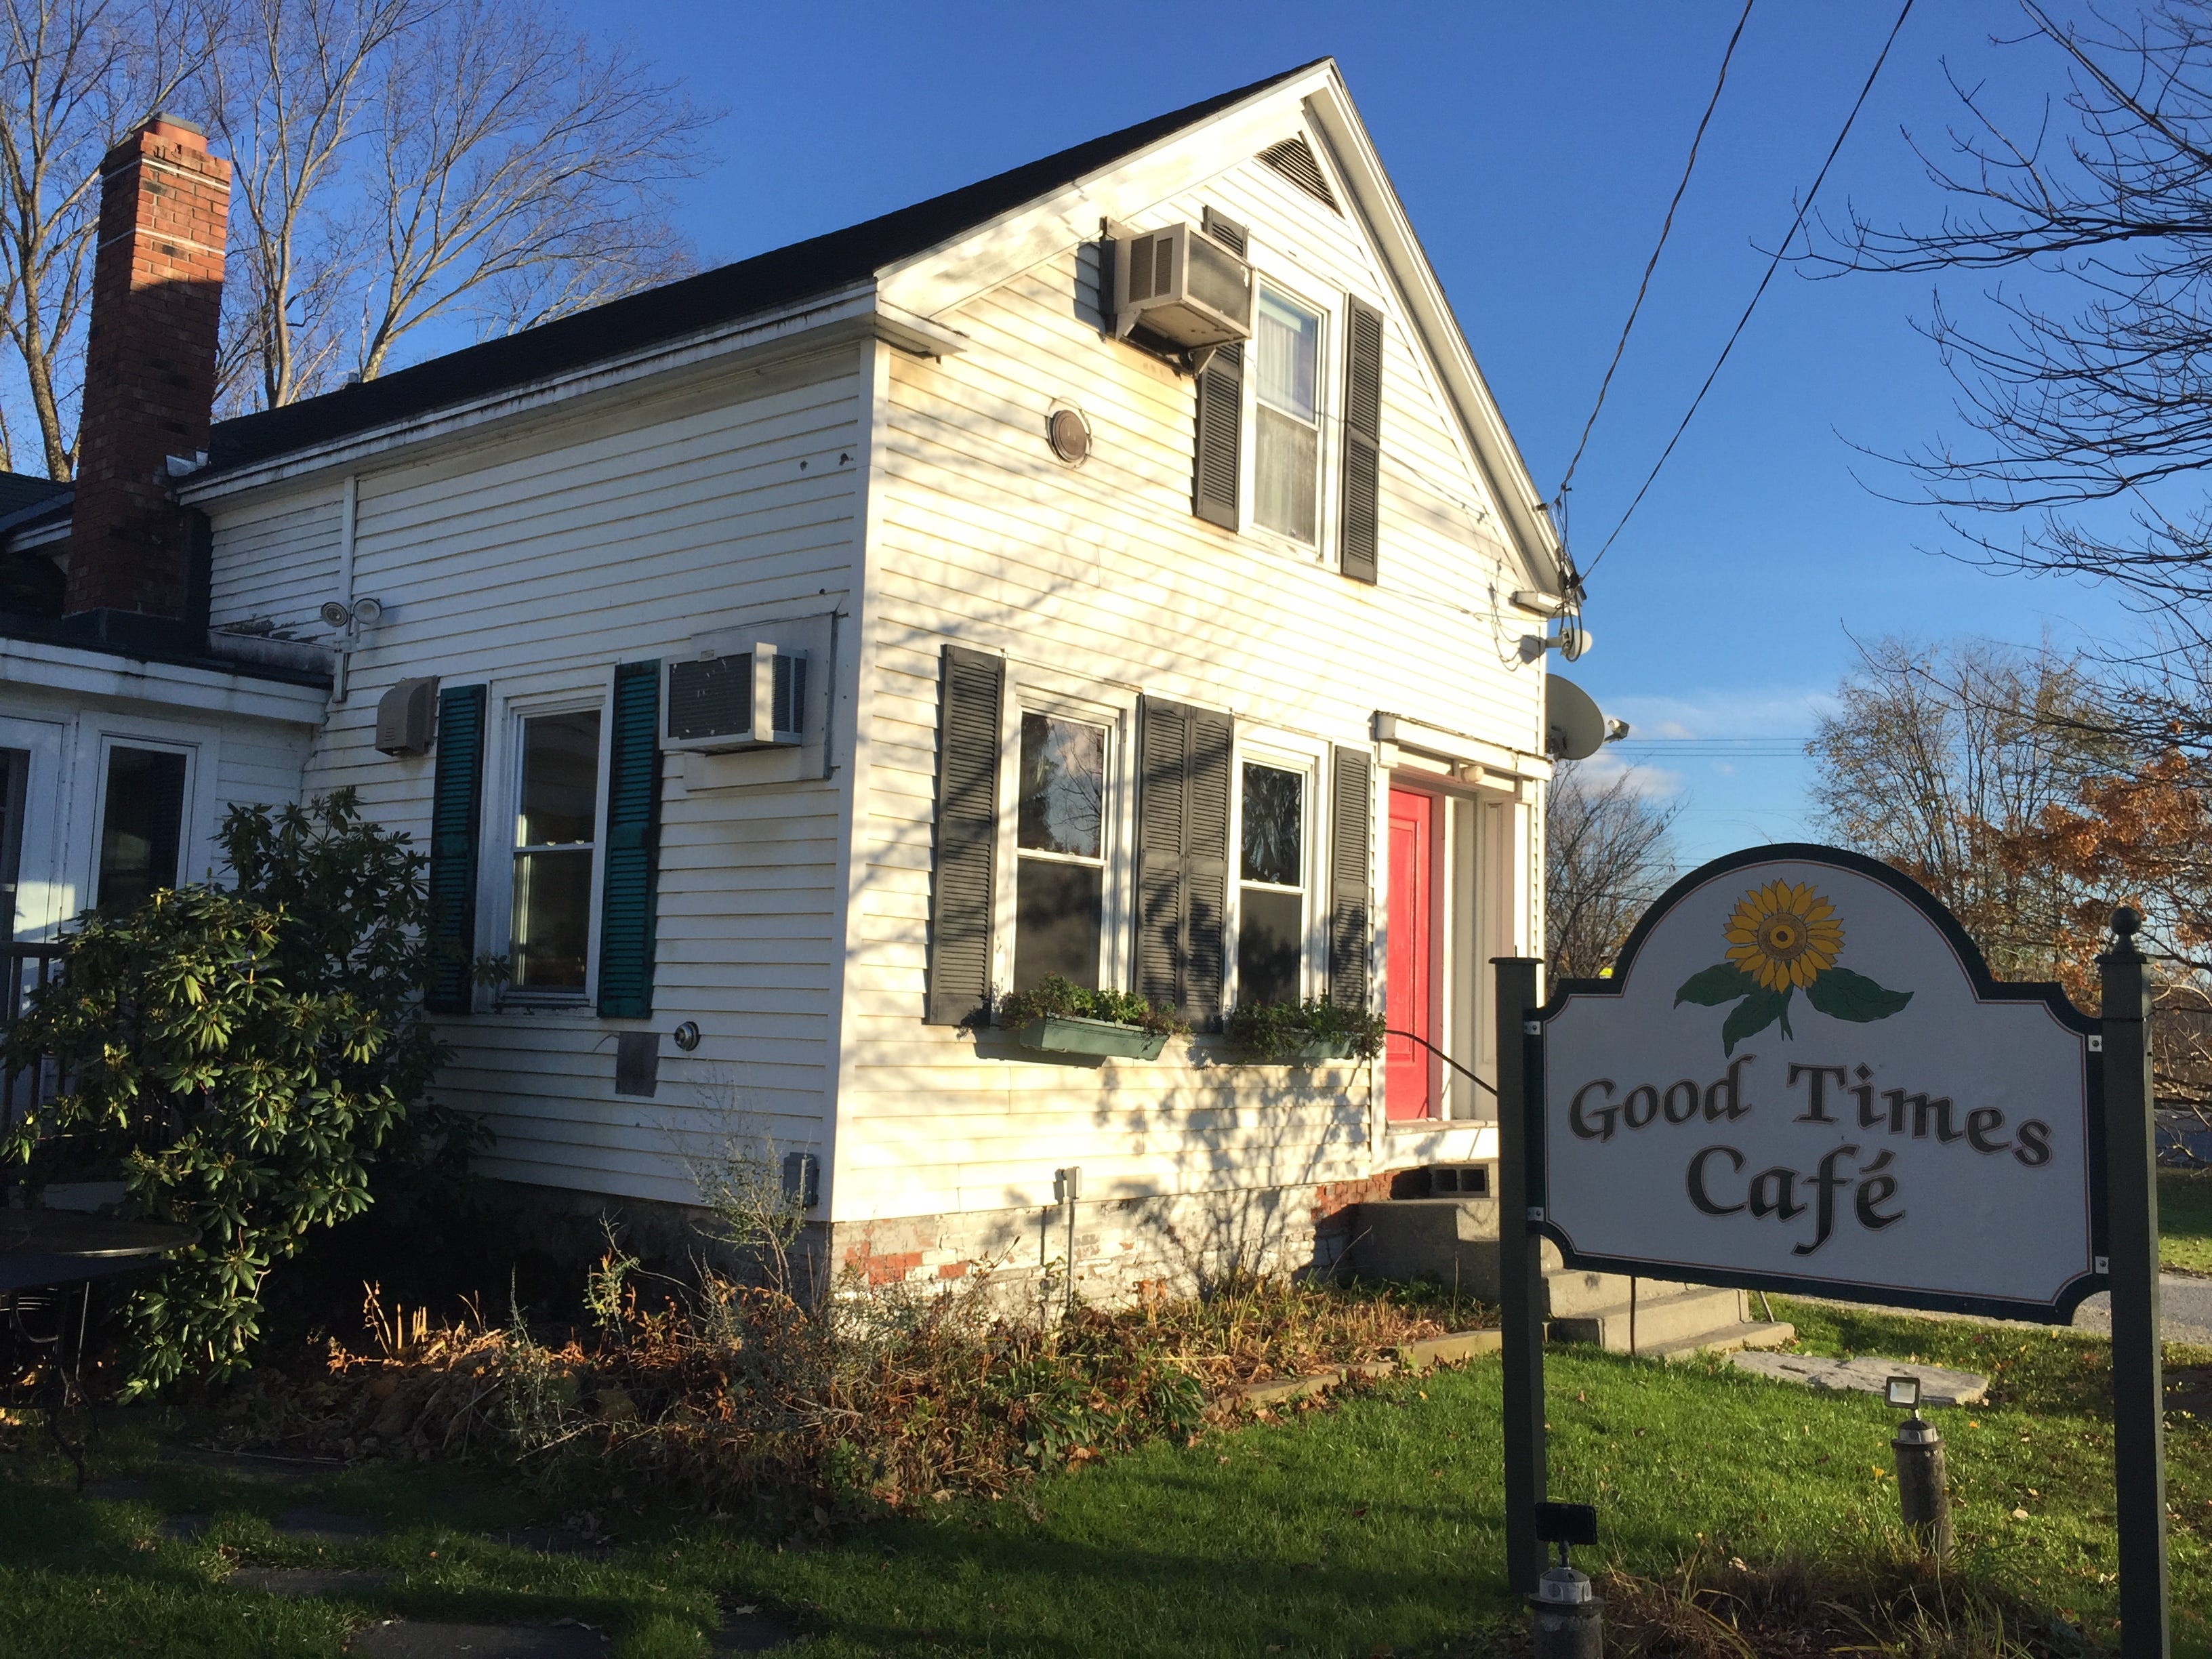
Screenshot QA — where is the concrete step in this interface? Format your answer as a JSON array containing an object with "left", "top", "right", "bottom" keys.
[
  {"left": 1549, "top": 1284, "right": 1747, "bottom": 1351},
  {"left": 1348, "top": 1198, "right": 1501, "bottom": 1299},
  {"left": 1645, "top": 1319, "right": 1797, "bottom": 1364},
  {"left": 1540, "top": 1265, "right": 1635, "bottom": 1319}
]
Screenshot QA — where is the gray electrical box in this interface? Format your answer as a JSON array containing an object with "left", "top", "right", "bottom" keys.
[
  {"left": 614, "top": 1031, "right": 659, "bottom": 1098},
  {"left": 375, "top": 676, "right": 439, "bottom": 755}
]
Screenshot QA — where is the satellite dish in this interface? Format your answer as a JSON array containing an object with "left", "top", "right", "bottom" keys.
[{"left": 1546, "top": 674, "right": 1609, "bottom": 761}]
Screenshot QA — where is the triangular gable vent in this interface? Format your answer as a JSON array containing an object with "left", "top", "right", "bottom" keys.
[{"left": 1261, "top": 136, "right": 1339, "bottom": 213}]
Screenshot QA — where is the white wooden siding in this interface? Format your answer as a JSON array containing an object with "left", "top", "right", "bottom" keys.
[
  {"left": 208, "top": 491, "right": 345, "bottom": 638},
  {"left": 836, "top": 146, "right": 1543, "bottom": 1229},
  {"left": 205, "top": 354, "right": 869, "bottom": 1203}
]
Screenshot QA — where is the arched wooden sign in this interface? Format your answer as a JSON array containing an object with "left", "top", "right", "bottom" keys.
[{"left": 1534, "top": 844, "right": 2105, "bottom": 1322}]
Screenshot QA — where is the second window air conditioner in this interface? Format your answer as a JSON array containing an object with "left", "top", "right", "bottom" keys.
[
  {"left": 1113, "top": 222, "right": 1253, "bottom": 348},
  {"left": 663, "top": 644, "right": 806, "bottom": 754}
]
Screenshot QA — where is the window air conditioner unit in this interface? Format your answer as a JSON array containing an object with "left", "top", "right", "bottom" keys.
[
  {"left": 1113, "top": 222, "right": 1253, "bottom": 348},
  {"left": 663, "top": 644, "right": 806, "bottom": 754}
]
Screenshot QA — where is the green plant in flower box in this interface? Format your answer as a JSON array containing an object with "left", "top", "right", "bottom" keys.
[
  {"left": 1225, "top": 996, "right": 1387, "bottom": 1063},
  {"left": 996, "top": 976, "right": 1190, "bottom": 1040}
]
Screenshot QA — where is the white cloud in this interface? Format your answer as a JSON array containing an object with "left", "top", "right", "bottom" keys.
[
  {"left": 1569, "top": 748, "right": 1684, "bottom": 800},
  {"left": 1598, "top": 684, "right": 1835, "bottom": 741}
]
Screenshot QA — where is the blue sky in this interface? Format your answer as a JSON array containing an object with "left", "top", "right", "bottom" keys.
[{"left": 602, "top": 1, "right": 2146, "bottom": 862}]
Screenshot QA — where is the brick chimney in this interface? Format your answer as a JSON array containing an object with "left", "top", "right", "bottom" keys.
[{"left": 66, "top": 113, "right": 228, "bottom": 623}]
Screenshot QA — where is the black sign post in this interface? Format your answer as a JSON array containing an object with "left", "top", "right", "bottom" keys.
[
  {"left": 2102, "top": 909, "right": 2169, "bottom": 1658},
  {"left": 1495, "top": 955, "right": 1546, "bottom": 1595}
]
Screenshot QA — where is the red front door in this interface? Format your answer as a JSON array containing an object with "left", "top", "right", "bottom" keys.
[{"left": 1386, "top": 787, "right": 1435, "bottom": 1121}]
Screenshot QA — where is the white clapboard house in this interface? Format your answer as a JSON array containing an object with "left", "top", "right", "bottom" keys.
[{"left": 0, "top": 62, "right": 1581, "bottom": 1293}]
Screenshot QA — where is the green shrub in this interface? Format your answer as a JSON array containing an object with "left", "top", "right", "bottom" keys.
[
  {"left": 2, "top": 790, "right": 467, "bottom": 1395},
  {"left": 995, "top": 975, "right": 1191, "bottom": 1038},
  {"left": 1224, "top": 996, "right": 1387, "bottom": 1062}
]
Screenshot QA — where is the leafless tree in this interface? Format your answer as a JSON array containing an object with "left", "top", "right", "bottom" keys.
[
  {"left": 1544, "top": 760, "right": 1679, "bottom": 980},
  {"left": 1806, "top": 635, "right": 2117, "bottom": 980},
  {"left": 0, "top": 0, "right": 209, "bottom": 478},
  {"left": 1820, "top": 3, "right": 2212, "bottom": 731},
  {"left": 203, "top": 0, "right": 706, "bottom": 413},
  {"left": 354, "top": 0, "right": 703, "bottom": 381}
]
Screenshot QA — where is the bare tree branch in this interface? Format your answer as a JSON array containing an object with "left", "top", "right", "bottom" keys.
[
  {"left": 1544, "top": 761, "right": 1679, "bottom": 981},
  {"left": 200, "top": 0, "right": 418, "bottom": 413},
  {"left": 1805, "top": 634, "right": 2119, "bottom": 981},
  {"left": 0, "top": 0, "right": 209, "bottom": 478},
  {"left": 353, "top": 0, "right": 705, "bottom": 380},
  {"left": 1814, "top": 2, "right": 2212, "bottom": 629}
]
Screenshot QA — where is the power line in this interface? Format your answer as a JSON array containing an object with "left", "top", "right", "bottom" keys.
[
  {"left": 1579, "top": 0, "right": 1917, "bottom": 581},
  {"left": 1553, "top": 0, "right": 1756, "bottom": 513}
]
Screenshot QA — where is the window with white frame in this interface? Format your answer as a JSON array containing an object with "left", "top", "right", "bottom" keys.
[
  {"left": 1012, "top": 710, "right": 1109, "bottom": 991},
  {"left": 510, "top": 708, "right": 602, "bottom": 992},
  {"left": 1252, "top": 287, "right": 1324, "bottom": 543},
  {"left": 96, "top": 742, "right": 189, "bottom": 912},
  {"left": 1237, "top": 759, "right": 1308, "bottom": 1005}
]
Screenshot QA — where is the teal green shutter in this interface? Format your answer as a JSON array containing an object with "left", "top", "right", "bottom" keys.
[
  {"left": 598, "top": 661, "right": 663, "bottom": 1018},
  {"left": 427, "top": 684, "right": 486, "bottom": 1014}
]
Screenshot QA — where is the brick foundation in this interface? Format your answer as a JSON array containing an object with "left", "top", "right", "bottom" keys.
[{"left": 472, "top": 1174, "right": 1429, "bottom": 1311}]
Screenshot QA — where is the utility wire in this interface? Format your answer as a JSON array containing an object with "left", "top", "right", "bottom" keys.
[
  {"left": 1580, "top": 0, "right": 1916, "bottom": 581},
  {"left": 1553, "top": 0, "right": 1756, "bottom": 513}
]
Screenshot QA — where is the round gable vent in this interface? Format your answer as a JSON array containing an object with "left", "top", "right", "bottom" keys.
[{"left": 1048, "top": 406, "right": 1091, "bottom": 465}]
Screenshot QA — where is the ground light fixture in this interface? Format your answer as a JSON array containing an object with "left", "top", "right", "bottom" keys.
[
  {"left": 1529, "top": 1501, "right": 1601, "bottom": 1659},
  {"left": 1887, "top": 1374, "right": 1953, "bottom": 1557}
]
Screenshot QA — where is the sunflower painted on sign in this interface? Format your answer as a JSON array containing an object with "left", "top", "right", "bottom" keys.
[{"left": 1675, "top": 880, "right": 1911, "bottom": 1056}]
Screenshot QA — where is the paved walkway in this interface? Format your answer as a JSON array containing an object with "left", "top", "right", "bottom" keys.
[{"left": 2071, "top": 1273, "right": 2212, "bottom": 1347}]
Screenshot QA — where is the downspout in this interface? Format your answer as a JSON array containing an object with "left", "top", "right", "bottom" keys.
[{"left": 331, "top": 474, "right": 358, "bottom": 705}]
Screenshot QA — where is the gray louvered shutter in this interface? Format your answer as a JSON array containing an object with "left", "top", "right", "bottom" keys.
[
  {"left": 1340, "top": 298, "right": 1383, "bottom": 583},
  {"left": 1328, "top": 745, "right": 1373, "bottom": 1008},
  {"left": 426, "top": 684, "right": 486, "bottom": 1015},
  {"left": 1134, "top": 697, "right": 1233, "bottom": 1027},
  {"left": 926, "top": 644, "right": 1003, "bottom": 1025},
  {"left": 1185, "top": 705, "right": 1232, "bottom": 1027},
  {"left": 1192, "top": 344, "right": 1242, "bottom": 529},
  {"left": 1191, "top": 209, "right": 1248, "bottom": 531},
  {"left": 596, "top": 660, "right": 661, "bottom": 1019}
]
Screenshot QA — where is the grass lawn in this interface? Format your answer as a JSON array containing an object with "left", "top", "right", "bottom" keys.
[
  {"left": 3, "top": 1305, "right": 2207, "bottom": 1658},
  {"left": 2166, "top": 1167, "right": 2212, "bottom": 1274}
]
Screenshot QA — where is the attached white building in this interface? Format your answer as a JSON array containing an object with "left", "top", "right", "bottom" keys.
[{"left": 3, "top": 63, "right": 1576, "bottom": 1293}]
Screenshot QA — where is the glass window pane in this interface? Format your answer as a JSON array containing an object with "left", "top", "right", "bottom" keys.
[
  {"left": 517, "top": 711, "right": 601, "bottom": 846},
  {"left": 1254, "top": 291, "right": 1318, "bottom": 420},
  {"left": 1015, "top": 857, "right": 1103, "bottom": 991},
  {"left": 1017, "top": 713, "right": 1105, "bottom": 859},
  {"left": 97, "top": 747, "right": 186, "bottom": 912},
  {"left": 511, "top": 846, "right": 594, "bottom": 989},
  {"left": 1254, "top": 405, "right": 1319, "bottom": 542},
  {"left": 1241, "top": 764, "right": 1303, "bottom": 886},
  {"left": 1239, "top": 888, "right": 1303, "bottom": 1006}
]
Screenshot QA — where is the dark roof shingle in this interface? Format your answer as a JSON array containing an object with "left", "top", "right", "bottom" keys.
[
  {"left": 207, "top": 62, "right": 1321, "bottom": 478},
  {"left": 0, "top": 470, "right": 69, "bottom": 525}
]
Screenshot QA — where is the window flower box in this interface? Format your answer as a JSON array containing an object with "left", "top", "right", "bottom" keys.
[
  {"left": 1225, "top": 997, "right": 1387, "bottom": 1065},
  {"left": 1015, "top": 1015, "right": 1169, "bottom": 1061},
  {"left": 996, "top": 975, "right": 1187, "bottom": 1062}
]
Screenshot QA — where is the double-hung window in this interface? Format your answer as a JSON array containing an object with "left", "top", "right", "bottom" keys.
[
  {"left": 1013, "top": 711, "right": 1109, "bottom": 991},
  {"left": 510, "top": 708, "right": 602, "bottom": 992},
  {"left": 96, "top": 743, "right": 189, "bottom": 912},
  {"left": 1252, "top": 288, "right": 1323, "bottom": 544},
  {"left": 1237, "top": 760, "right": 1308, "bottom": 1005}
]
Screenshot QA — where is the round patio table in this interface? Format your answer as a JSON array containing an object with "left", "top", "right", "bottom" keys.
[
  {"left": 2, "top": 1208, "right": 196, "bottom": 1483},
  {"left": 1, "top": 1208, "right": 196, "bottom": 1292}
]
